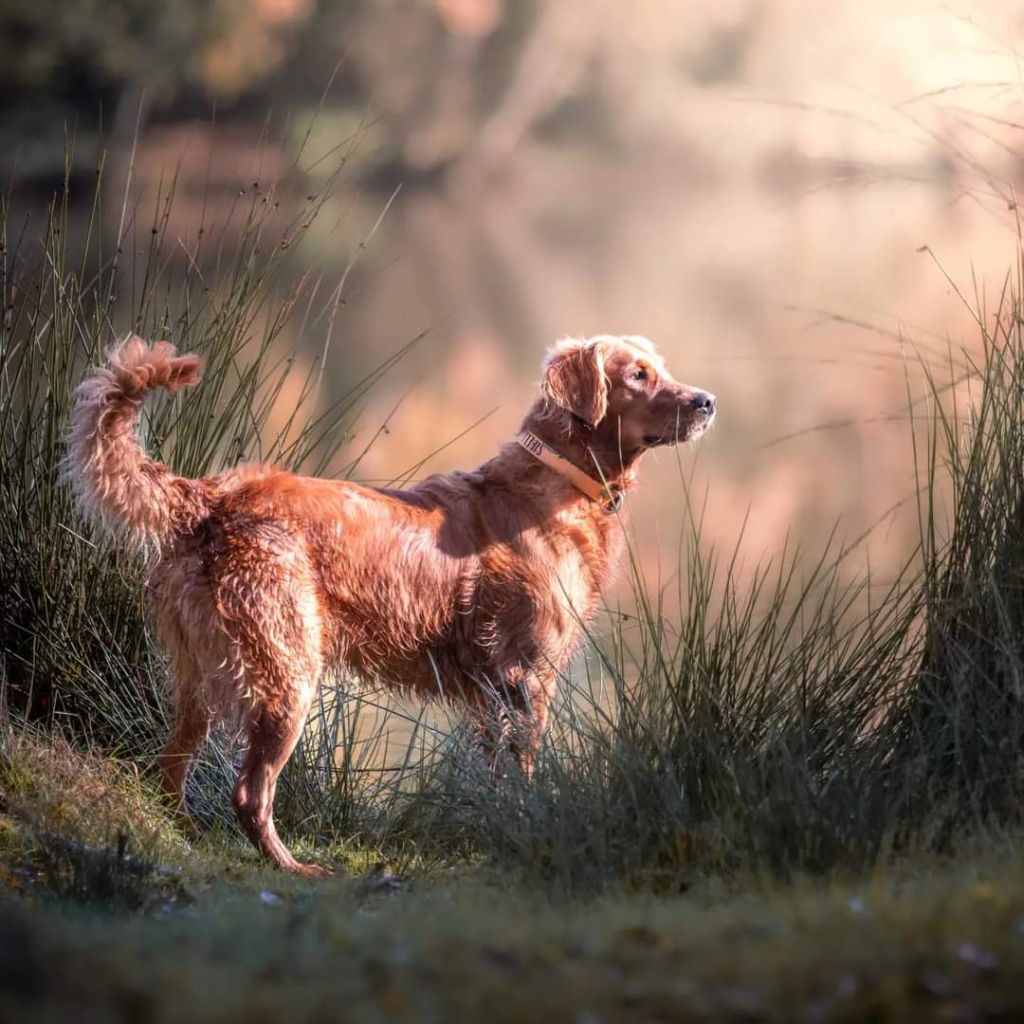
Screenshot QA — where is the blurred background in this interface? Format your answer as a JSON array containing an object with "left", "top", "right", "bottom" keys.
[{"left": 6, "top": 0, "right": 1024, "bottom": 600}]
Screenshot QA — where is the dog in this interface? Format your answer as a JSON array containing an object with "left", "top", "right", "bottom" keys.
[{"left": 68, "top": 333, "right": 715, "bottom": 875}]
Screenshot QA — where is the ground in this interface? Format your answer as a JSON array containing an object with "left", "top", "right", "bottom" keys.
[{"left": 1, "top": 731, "right": 1024, "bottom": 1023}]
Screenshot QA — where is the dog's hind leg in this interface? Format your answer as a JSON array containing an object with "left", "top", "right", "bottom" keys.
[
  {"left": 156, "top": 643, "right": 211, "bottom": 838},
  {"left": 157, "top": 696, "right": 211, "bottom": 837},
  {"left": 227, "top": 579, "right": 326, "bottom": 876},
  {"left": 205, "top": 535, "right": 328, "bottom": 875},
  {"left": 233, "top": 682, "right": 325, "bottom": 877}
]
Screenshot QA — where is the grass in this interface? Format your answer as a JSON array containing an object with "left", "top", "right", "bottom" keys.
[
  {"left": 4, "top": 730, "right": 1024, "bottom": 1021},
  {"left": 4, "top": 156, "right": 1024, "bottom": 1018}
]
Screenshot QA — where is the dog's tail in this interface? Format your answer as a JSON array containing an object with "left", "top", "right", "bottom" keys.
[{"left": 67, "top": 336, "right": 207, "bottom": 542}]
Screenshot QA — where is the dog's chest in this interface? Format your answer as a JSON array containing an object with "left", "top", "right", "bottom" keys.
[{"left": 468, "top": 509, "right": 622, "bottom": 654}]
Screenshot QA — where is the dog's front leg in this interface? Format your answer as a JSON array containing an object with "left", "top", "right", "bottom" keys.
[{"left": 473, "top": 665, "right": 555, "bottom": 778}]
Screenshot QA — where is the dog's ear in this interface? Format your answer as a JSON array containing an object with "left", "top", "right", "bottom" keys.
[{"left": 542, "top": 337, "right": 609, "bottom": 426}]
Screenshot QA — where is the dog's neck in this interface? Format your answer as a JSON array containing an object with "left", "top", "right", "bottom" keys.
[
  {"left": 517, "top": 428, "right": 625, "bottom": 511},
  {"left": 515, "top": 402, "right": 642, "bottom": 501}
]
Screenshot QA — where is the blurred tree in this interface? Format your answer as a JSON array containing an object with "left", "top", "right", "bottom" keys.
[
  {"left": 0, "top": 0, "right": 317, "bottom": 182},
  {"left": 0, "top": 0, "right": 314, "bottom": 101},
  {"left": 346, "top": 0, "right": 762, "bottom": 177}
]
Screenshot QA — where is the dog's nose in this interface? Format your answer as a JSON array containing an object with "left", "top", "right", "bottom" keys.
[{"left": 691, "top": 391, "right": 716, "bottom": 416}]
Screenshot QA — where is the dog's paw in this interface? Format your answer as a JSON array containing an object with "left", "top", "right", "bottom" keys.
[{"left": 290, "top": 861, "right": 331, "bottom": 879}]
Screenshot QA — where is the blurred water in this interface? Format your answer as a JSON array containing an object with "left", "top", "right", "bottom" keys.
[
  {"left": 317, "top": 157, "right": 1016, "bottom": 604},
  {"left": 63, "top": 48, "right": 1024, "bottom": 612},
  {"left": 4, "top": 0, "right": 1007, "bottom": 614}
]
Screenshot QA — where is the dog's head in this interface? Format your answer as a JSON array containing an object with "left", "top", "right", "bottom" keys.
[{"left": 541, "top": 334, "right": 716, "bottom": 464}]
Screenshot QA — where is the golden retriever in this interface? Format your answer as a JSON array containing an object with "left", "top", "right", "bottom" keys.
[{"left": 68, "top": 334, "right": 715, "bottom": 875}]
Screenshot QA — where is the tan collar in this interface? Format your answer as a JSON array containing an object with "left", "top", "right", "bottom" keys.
[{"left": 517, "top": 430, "right": 625, "bottom": 513}]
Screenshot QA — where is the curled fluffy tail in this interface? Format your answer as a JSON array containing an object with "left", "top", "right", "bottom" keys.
[{"left": 67, "top": 336, "right": 206, "bottom": 541}]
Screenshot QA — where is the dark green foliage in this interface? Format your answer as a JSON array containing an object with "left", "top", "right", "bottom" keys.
[
  {"left": 888, "top": 270, "right": 1024, "bottom": 834},
  {"left": 0, "top": 0, "right": 312, "bottom": 96},
  {"left": 34, "top": 829, "right": 166, "bottom": 910}
]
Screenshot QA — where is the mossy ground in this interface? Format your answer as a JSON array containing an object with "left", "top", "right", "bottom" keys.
[{"left": 2, "top": 729, "right": 1023, "bottom": 1023}]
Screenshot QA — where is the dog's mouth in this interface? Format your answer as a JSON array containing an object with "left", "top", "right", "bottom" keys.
[{"left": 644, "top": 413, "right": 715, "bottom": 448}]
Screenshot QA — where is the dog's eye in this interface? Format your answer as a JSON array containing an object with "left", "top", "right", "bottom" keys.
[{"left": 630, "top": 367, "right": 648, "bottom": 382}]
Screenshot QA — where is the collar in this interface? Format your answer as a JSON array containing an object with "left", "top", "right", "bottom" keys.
[{"left": 517, "top": 430, "right": 625, "bottom": 513}]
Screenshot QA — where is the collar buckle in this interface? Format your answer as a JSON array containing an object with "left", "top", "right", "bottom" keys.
[{"left": 601, "top": 487, "right": 625, "bottom": 514}]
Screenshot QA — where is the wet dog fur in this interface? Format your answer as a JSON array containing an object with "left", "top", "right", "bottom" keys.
[{"left": 67, "top": 334, "right": 715, "bottom": 875}]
